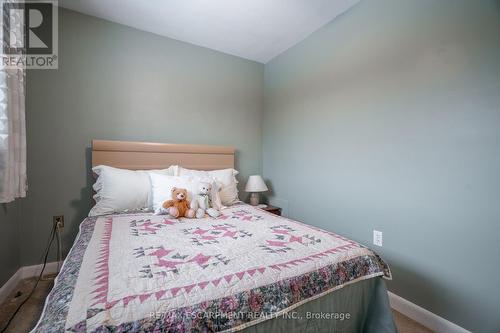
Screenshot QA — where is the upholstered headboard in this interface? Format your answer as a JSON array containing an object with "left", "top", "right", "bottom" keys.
[{"left": 91, "top": 140, "right": 235, "bottom": 171}]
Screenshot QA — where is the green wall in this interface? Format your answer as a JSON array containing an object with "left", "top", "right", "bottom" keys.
[
  {"left": 263, "top": 0, "right": 500, "bottom": 332},
  {"left": 21, "top": 9, "right": 264, "bottom": 266},
  {"left": 0, "top": 202, "right": 19, "bottom": 286}
]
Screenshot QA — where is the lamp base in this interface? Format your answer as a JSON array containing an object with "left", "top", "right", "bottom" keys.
[{"left": 249, "top": 192, "right": 260, "bottom": 206}]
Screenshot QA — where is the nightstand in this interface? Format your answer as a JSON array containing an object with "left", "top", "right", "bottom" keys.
[{"left": 261, "top": 205, "right": 282, "bottom": 216}]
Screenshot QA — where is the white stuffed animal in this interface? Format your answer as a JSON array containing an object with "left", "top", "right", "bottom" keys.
[{"left": 191, "top": 182, "right": 221, "bottom": 218}]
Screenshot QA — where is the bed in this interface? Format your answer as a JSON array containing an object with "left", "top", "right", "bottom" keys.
[{"left": 32, "top": 140, "right": 397, "bottom": 333}]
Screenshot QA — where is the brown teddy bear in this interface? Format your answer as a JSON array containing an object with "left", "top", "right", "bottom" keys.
[{"left": 162, "top": 187, "right": 195, "bottom": 218}]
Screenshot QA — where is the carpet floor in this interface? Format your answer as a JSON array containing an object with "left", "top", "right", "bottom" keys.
[{"left": 0, "top": 278, "right": 433, "bottom": 333}]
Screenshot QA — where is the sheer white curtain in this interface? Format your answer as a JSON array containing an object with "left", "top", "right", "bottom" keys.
[{"left": 0, "top": 3, "right": 27, "bottom": 203}]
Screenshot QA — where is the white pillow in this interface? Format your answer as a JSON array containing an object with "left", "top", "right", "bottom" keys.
[
  {"left": 149, "top": 174, "right": 221, "bottom": 214},
  {"left": 89, "top": 165, "right": 176, "bottom": 216},
  {"left": 177, "top": 167, "right": 239, "bottom": 205}
]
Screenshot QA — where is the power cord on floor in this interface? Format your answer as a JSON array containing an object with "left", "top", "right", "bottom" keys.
[
  {"left": 41, "top": 226, "right": 62, "bottom": 281},
  {"left": 0, "top": 223, "right": 57, "bottom": 333}
]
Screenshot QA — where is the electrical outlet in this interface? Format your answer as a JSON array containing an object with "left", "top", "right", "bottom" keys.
[
  {"left": 53, "top": 215, "right": 64, "bottom": 229},
  {"left": 373, "top": 230, "right": 383, "bottom": 246}
]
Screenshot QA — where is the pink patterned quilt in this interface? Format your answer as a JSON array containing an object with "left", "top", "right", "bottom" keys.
[{"left": 33, "top": 204, "right": 390, "bottom": 332}]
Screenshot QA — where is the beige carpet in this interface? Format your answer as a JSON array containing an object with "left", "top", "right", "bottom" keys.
[{"left": 0, "top": 278, "right": 433, "bottom": 333}]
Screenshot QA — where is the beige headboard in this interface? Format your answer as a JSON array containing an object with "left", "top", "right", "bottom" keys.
[{"left": 91, "top": 140, "right": 235, "bottom": 170}]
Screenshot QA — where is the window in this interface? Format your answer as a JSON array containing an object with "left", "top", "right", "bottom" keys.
[{"left": 0, "top": 6, "right": 26, "bottom": 203}]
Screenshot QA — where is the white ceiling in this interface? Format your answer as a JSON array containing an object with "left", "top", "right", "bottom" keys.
[{"left": 59, "top": 0, "right": 359, "bottom": 63}]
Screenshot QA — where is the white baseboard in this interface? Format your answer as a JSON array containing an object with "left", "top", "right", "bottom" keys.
[
  {"left": 388, "top": 291, "right": 471, "bottom": 333},
  {"left": 20, "top": 261, "right": 62, "bottom": 280},
  {"left": 0, "top": 261, "right": 62, "bottom": 305}
]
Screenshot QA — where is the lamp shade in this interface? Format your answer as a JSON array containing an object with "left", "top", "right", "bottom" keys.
[{"left": 245, "top": 175, "right": 268, "bottom": 192}]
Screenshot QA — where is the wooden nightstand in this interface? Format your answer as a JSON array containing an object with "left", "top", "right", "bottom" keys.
[{"left": 261, "top": 205, "right": 282, "bottom": 216}]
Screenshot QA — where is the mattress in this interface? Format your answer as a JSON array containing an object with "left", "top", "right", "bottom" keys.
[{"left": 32, "top": 204, "right": 393, "bottom": 332}]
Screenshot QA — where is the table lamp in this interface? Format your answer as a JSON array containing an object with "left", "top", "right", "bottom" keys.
[{"left": 245, "top": 175, "right": 268, "bottom": 206}]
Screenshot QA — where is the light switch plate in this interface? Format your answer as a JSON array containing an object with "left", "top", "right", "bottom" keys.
[{"left": 373, "top": 230, "right": 383, "bottom": 246}]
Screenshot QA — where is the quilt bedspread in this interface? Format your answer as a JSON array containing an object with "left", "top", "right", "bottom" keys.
[{"left": 33, "top": 204, "right": 391, "bottom": 332}]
